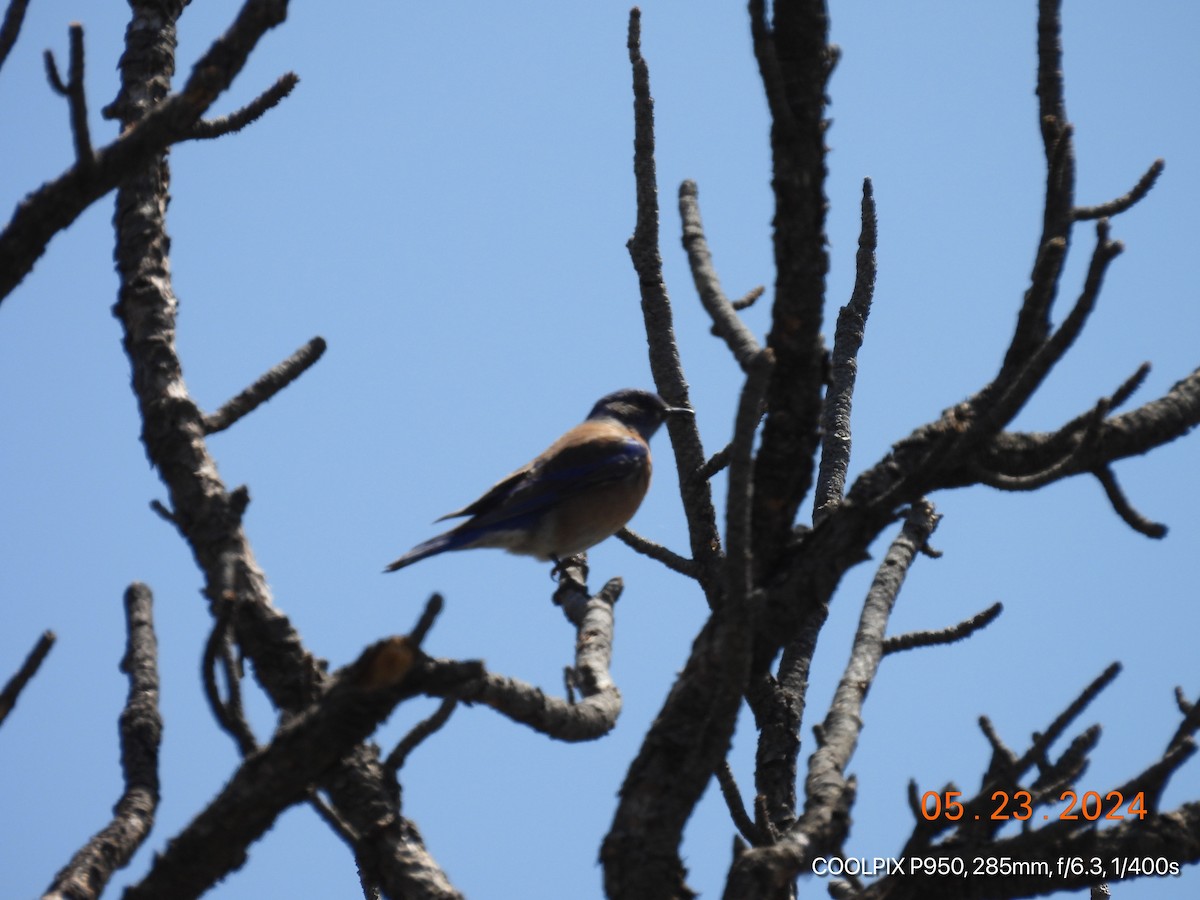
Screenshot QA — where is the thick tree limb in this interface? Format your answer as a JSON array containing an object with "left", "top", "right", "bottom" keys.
[
  {"left": 122, "top": 635, "right": 425, "bottom": 900},
  {"left": 103, "top": 3, "right": 463, "bottom": 895},
  {"left": 749, "top": 0, "right": 834, "bottom": 572},
  {"left": 603, "top": 347, "right": 771, "bottom": 900}
]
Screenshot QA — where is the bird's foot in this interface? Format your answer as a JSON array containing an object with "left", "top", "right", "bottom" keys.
[{"left": 549, "top": 553, "right": 588, "bottom": 582}]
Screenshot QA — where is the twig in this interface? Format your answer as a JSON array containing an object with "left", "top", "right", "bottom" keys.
[
  {"left": 1015, "top": 662, "right": 1122, "bottom": 773},
  {"left": 699, "top": 441, "right": 732, "bottom": 480},
  {"left": 43, "top": 23, "right": 93, "bottom": 166},
  {"left": 1103, "top": 737, "right": 1195, "bottom": 818},
  {"left": 626, "top": 7, "right": 683, "bottom": 404},
  {"left": 1075, "top": 158, "right": 1165, "bottom": 221},
  {"left": 410, "top": 593, "right": 444, "bottom": 648},
  {"left": 1174, "top": 686, "right": 1193, "bottom": 717},
  {"left": 814, "top": 178, "right": 877, "bottom": 525},
  {"left": 678, "top": 179, "right": 761, "bottom": 369},
  {"left": 716, "top": 761, "right": 762, "bottom": 846},
  {"left": 972, "top": 399, "right": 1108, "bottom": 491},
  {"left": 190, "top": 72, "right": 299, "bottom": 140},
  {"left": 0, "top": 0, "right": 30, "bottom": 72},
  {"left": 306, "top": 789, "right": 359, "bottom": 846},
  {"left": 984, "top": 220, "right": 1122, "bottom": 435},
  {"left": 978, "top": 716, "right": 1018, "bottom": 772},
  {"left": 615, "top": 527, "right": 698, "bottom": 578},
  {"left": 148, "top": 498, "right": 177, "bottom": 525},
  {"left": 1035, "top": 0, "right": 1075, "bottom": 237},
  {"left": 1092, "top": 465, "right": 1167, "bottom": 538},
  {"left": 0, "top": 630, "right": 55, "bottom": 728},
  {"left": 726, "top": 349, "right": 775, "bottom": 605},
  {"left": 997, "top": 235, "right": 1067, "bottom": 385},
  {"left": 202, "top": 600, "right": 257, "bottom": 755},
  {"left": 203, "top": 336, "right": 327, "bottom": 434},
  {"left": 44, "top": 584, "right": 161, "bottom": 900},
  {"left": 1048, "top": 361, "right": 1150, "bottom": 446},
  {"left": 386, "top": 698, "right": 457, "bottom": 771},
  {"left": 732, "top": 286, "right": 765, "bottom": 311},
  {"left": 882, "top": 601, "right": 1003, "bottom": 655},
  {"left": 1030, "top": 724, "right": 1099, "bottom": 794},
  {"left": 1106, "top": 361, "right": 1152, "bottom": 411},
  {"left": 1167, "top": 689, "right": 1200, "bottom": 754}
]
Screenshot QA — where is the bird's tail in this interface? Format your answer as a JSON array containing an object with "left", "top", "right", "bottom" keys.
[{"left": 383, "top": 529, "right": 468, "bottom": 573}]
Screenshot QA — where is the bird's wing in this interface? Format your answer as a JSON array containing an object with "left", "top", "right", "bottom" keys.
[
  {"left": 434, "top": 465, "right": 532, "bottom": 522},
  {"left": 454, "top": 426, "right": 649, "bottom": 532}
]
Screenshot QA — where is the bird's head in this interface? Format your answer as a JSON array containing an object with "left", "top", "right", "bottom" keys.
[{"left": 586, "top": 389, "right": 692, "bottom": 440}]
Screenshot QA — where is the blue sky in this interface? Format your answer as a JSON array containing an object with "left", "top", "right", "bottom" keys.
[{"left": 2, "top": 2, "right": 1198, "bottom": 898}]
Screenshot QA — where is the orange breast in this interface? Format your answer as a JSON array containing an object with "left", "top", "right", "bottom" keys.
[{"left": 536, "top": 464, "right": 651, "bottom": 559}]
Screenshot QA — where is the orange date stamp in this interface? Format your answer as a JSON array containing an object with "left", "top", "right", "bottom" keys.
[{"left": 919, "top": 789, "right": 1148, "bottom": 823}]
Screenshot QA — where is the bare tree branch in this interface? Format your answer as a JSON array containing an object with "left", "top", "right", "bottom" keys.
[
  {"left": 0, "top": 0, "right": 293, "bottom": 303},
  {"left": 43, "top": 24, "right": 92, "bottom": 166},
  {"left": 615, "top": 527, "right": 698, "bottom": 578},
  {"left": 123, "top": 635, "right": 424, "bottom": 900},
  {"left": 698, "top": 441, "right": 732, "bottom": 480},
  {"left": 725, "top": 502, "right": 939, "bottom": 898},
  {"left": 883, "top": 601, "right": 1003, "bottom": 656},
  {"left": 202, "top": 600, "right": 257, "bottom": 755},
  {"left": 0, "top": 629, "right": 54, "bottom": 729},
  {"left": 44, "top": 584, "right": 161, "bottom": 900},
  {"left": 678, "top": 179, "right": 761, "bottom": 369},
  {"left": 1092, "top": 465, "right": 1167, "bottom": 538},
  {"left": 625, "top": 7, "right": 723, "bottom": 598},
  {"left": 190, "top": 71, "right": 299, "bottom": 141},
  {"left": 425, "top": 577, "right": 622, "bottom": 742},
  {"left": 0, "top": 0, "right": 30, "bottom": 72},
  {"left": 604, "top": 195, "right": 773, "bottom": 894},
  {"left": 814, "top": 177, "right": 877, "bottom": 525},
  {"left": 386, "top": 699, "right": 457, "bottom": 772},
  {"left": 748, "top": 0, "right": 834, "bottom": 573},
  {"left": 716, "top": 760, "right": 763, "bottom": 847},
  {"left": 202, "top": 335, "right": 326, "bottom": 434},
  {"left": 1075, "top": 158, "right": 1165, "bottom": 221},
  {"left": 983, "top": 220, "right": 1123, "bottom": 436},
  {"left": 102, "top": 4, "right": 466, "bottom": 895},
  {"left": 732, "top": 285, "right": 765, "bottom": 311}
]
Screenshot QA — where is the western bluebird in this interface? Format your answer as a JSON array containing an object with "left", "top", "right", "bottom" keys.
[{"left": 384, "top": 389, "right": 690, "bottom": 572}]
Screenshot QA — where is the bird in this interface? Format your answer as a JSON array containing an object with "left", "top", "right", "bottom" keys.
[{"left": 384, "top": 388, "right": 690, "bottom": 573}]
